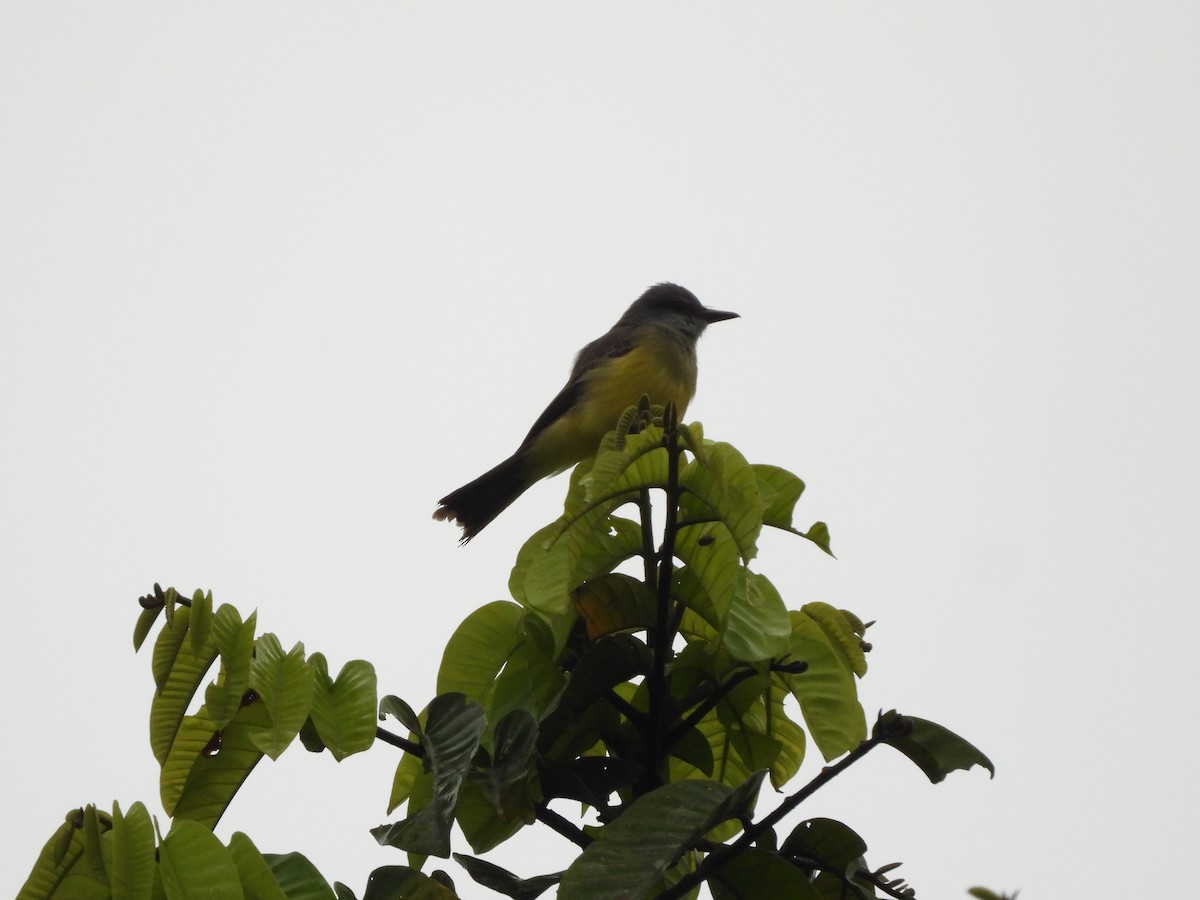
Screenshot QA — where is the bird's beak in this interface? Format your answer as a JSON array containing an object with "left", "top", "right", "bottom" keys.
[{"left": 701, "top": 307, "right": 739, "bottom": 323}]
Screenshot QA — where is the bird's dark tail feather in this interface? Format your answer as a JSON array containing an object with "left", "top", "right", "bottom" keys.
[{"left": 433, "top": 453, "right": 529, "bottom": 542}]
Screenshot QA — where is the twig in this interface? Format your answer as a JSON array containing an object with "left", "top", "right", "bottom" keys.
[
  {"left": 656, "top": 734, "right": 885, "bottom": 899},
  {"left": 535, "top": 802, "right": 593, "bottom": 848}
]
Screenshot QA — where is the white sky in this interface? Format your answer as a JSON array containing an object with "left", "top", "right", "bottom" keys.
[{"left": 3, "top": 4, "right": 1197, "bottom": 898}]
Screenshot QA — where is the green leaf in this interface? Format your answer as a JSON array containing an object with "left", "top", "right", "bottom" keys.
[
  {"left": 454, "top": 782, "right": 527, "bottom": 855},
  {"left": 801, "top": 602, "right": 867, "bottom": 678},
  {"left": 578, "top": 426, "right": 669, "bottom": 504},
  {"left": 538, "top": 755, "right": 642, "bottom": 807},
  {"left": 204, "top": 606, "right": 257, "bottom": 730},
  {"left": 227, "top": 832, "right": 288, "bottom": 900},
  {"left": 188, "top": 590, "right": 213, "bottom": 656},
  {"left": 309, "top": 655, "right": 378, "bottom": 761},
  {"left": 110, "top": 801, "right": 155, "bottom": 900},
  {"left": 569, "top": 515, "right": 644, "bottom": 587},
  {"left": 263, "top": 852, "right": 337, "bottom": 900},
  {"left": 766, "top": 689, "right": 806, "bottom": 790},
  {"left": 149, "top": 606, "right": 220, "bottom": 766},
  {"left": 571, "top": 573, "right": 657, "bottom": 639},
  {"left": 360, "top": 866, "right": 459, "bottom": 900},
  {"left": 161, "top": 698, "right": 267, "bottom": 827},
  {"left": 17, "top": 807, "right": 110, "bottom": 900},
  {"left": 478, "top": 708, "right": 539, "bottom": 824},
  {"left": 453, "top": 854, "right": 559, "bottom": 900},
  {"left": 372, "top": 693, "right": 487, "bottom": 857},
  {"left": 723, "top": 571, "right": 791, "bottom": 663},
  {"left": 784, "top": 611, "right": 866, "bottom": 761},
  {"left": 133, "top": 603, "right": 162, "bottom": 652},
  {"left": 710, "top": 847, "right": 821, "bottom": 899},
  {"left": 678, "top": 442, "right": 763, "bottom": 561},
  {"left": 559, "top": 774, "right": 767, "bottom": 900},
  {"left": 751, "top": 464, "right": 806, "bottom": 530},
  {"left": 799, "top": 521, "right": 833, "bottom": 556},
  {"left": 780, "top": 817, "right": 868, "bottom": 875},
  {"left": 875, "top": 711, "right": 995, "bottom": 783},
  {"left": 380, "top": 694, "right": 423, "bottom": 736},
  {"left": 247, "top": 634, "right": 315, "bottom": 760},
  {"left": 159, "top": 819, "right": 243, "bottom": 900},
  {"left": 486, "top": 618, "right": 565, "bottom": 726},
  {"left": 436, "top": 601, "right": 525, "bottom": 704},
  {"left": 674, "top": 520, "right": 741, "bottom": 627}
]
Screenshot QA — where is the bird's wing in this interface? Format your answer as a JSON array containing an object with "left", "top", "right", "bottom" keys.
[{"left": 515, "top": 324, "right": 639, "bottom": 450}]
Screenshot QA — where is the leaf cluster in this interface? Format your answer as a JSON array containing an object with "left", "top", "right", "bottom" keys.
[{"left": 18, "top": 413, "right": 996, "bottom": 900}]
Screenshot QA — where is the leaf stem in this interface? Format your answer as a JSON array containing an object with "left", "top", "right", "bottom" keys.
[{"left": 656, "top": 735, "right": 885, "bottom": 899}]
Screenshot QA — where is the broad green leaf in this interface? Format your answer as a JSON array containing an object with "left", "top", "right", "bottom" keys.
[
  {"left": 486, "top": 626, "right": 565, "bottom": 727},
  {"left": 360, "top": 866, "right": 459, "bottom": 900},
  {"left": 751, "top": 464, "right": 806, "bottom": 530},
  {"left": 799, "top": 521, "right": 833, "bottom": 556},
  {"left": 875, "top": 711, "right": 995, "bottom": 783},
  {"left": 785, "top": 611, "right": 866, "bottom": 761},
  {"left": 110, "top": 801, "right": 155, "bottom": 900},
  {"left": 263, "top": 852, "right": 337, "bottom": 900},
  {"left": 188, "top": 590, "right": 213, "bottom": 656},
  {"left": 380, "top": 695, "right": 422, "bottom": 736},
  {"left": 558, "top": 774, "right": 766, "bottom": 900},
  {"left": 520, "top": 529, "right": 574, "bottom": 618},
  {"left": 536, "top": 635, "right": 645, "bottom": 762},
  {"left": 578, "top": 426, "right": 669, "bottom": 502},
  {"left": 133, "top": 603, "right": 162, "bottom": 652},
  {"left": 372, "top": 694, "right": 487, "bottom": 857},
  {"left": 672, "top": 563, "right": 721, "bottom": 632},
  {"left": 479, "top": 708, "right": 539, "bottom": 824},
  {"left": 162, "top": 698, "right": 268, "bottom": 827},
  {"left": 309, "top": 655, "right": 377, "bottom": 761},
  {"left": 454, "top": 781, "right": 527, "bottom": 855},
  {"left": 802, "top": 602, "right": 867, "bottom": 678},
  {"left": 766, "top": 690, "right": 806, "bottom": 790},
  {"left": 781, "top": 818, "right": 875, "bottom": 899},
  {"left": 149, "top": 606, "right": 220, "bottom": 765},
  {"left": 388, "top": 740, "right": 428, "bottom": 814},
  {"left": 780, "top": 817, "right": 868, "bottom": 874},
  {"left": 509, "top": 521, "right": 566, "bottom": 608},
  {"left": 247, "top": 634, "right": 315, "bottom": 759},
  {"left": 710, "top": 847, "right": 821, "bottom": 899},
  {"left": 204, "top": 606, "right": 257, "bottom": 730},
  {"left": 16, "top": 807, "right": 110, "bottom": 900},
  {"left": 674, "top": 520, "right": 741, "bottom": 626},
  {"left": 723, "top": 571, "right": 791, "bottom": 663},
  {"left": 437, "top": 601, "right": 525, "bottom": 704},
  {"left": 571, "top": 573, "right": 657, "bottom": 639},
  {"left": 227, "top": 832, "right": 287, "bottom": 900},
  {"left": 159, "top": 819, "right": 243, "bottom": 900},
  {"left": 569, "top": 515, "right": 644, "bottom": 587},
  {"left": 538, "top": 755, "right": 642, "bottom": 808},
  {"left": 678, "top": 442, "right": 763, "bottom": 561},
  {"left": 453, "top": 854, "right": 559, "bottom": 900}
]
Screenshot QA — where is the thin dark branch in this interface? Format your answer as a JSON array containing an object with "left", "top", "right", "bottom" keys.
[
  {"left": 643, "top": 421, "right": 682, "bottom": 792},
  {"left": 535, "top": 803, "right": 593, "bottom": 849},
  {"left": 665, "top": 666, "right": 761, "bottom": 747},
  {"left": 375, "top": 726, "right": 423, "bottom": 756},
  {"left": 656, "top": 735, "right": 885, "bottom": 900},
  {"left": 639, "top": 487, "right": 656, "bottom": 587},
  {"left": 605, "top": 688, "right": 645, "bottom": 725}
]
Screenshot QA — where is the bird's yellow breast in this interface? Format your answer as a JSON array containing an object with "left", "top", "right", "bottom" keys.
[{"left": 525, "top": 326, "right": 699, "bottom": 478}]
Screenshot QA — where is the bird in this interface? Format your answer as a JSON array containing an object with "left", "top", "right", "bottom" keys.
[{"left": 434, "top": 282, "right": 738, "bottom": 542}]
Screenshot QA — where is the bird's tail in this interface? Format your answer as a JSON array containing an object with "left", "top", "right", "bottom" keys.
[{"left": 433, "top": 452, "right": 530, "bottom": 542}]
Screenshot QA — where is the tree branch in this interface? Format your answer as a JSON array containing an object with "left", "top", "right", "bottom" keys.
[
  {"left": 656, "top": 734, "right": 885, "bottom": 900},
  {"left": 535, "top": 802, "right": 593, "bottom": 849}
]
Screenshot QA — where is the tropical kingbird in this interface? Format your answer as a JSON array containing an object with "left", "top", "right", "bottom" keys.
[{"left": 434, "top": 282, "right": 738, "bottom": 542}]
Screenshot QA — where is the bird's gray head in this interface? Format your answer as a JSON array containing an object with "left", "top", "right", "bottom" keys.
[{"left": 617, "top": 283, "right": 739, "bottom": 340}]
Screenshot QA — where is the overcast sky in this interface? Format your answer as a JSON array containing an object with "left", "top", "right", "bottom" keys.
[{"left": 3, "top": 4, "right": 1197, "bottom": 898}]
